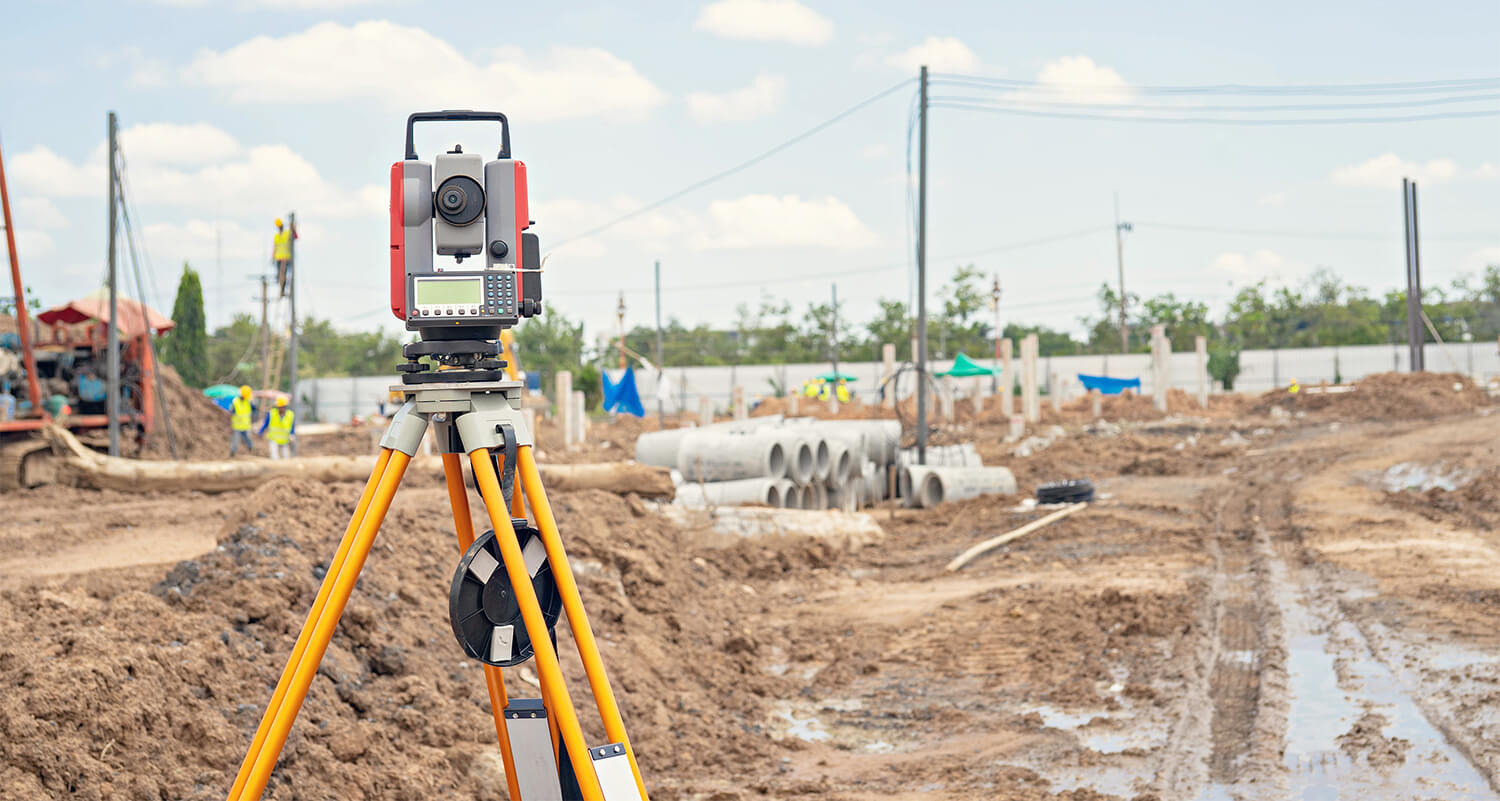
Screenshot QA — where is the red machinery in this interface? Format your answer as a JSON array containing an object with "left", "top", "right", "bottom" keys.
[{"left": 1, "top": 136, "right": 170, "bottom": 487}]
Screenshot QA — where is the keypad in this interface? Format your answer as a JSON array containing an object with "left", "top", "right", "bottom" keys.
[{"left": 483, "top": 270, "right": 518, "bottom": 316}]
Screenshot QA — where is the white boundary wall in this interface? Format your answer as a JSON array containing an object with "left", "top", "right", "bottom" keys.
[{"left": 302, "top": 341, "right": 1499, "bottom": 421}]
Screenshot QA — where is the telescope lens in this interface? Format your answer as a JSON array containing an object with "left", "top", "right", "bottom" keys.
[{"left": 435, "top": 176, "right": 485, "bottom": 225}]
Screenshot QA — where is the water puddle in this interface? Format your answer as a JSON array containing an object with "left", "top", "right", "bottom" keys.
[
  {"left": 1381, "top": 462, "right": 1471, "bottom": 493},
  {"left": 1276, "top": 560, "right": 1493, "bottom": 799}
]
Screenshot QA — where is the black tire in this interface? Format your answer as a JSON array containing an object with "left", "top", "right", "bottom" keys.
[{"left": 1037, "top": 478, "right": 1094, "bottom": 504}]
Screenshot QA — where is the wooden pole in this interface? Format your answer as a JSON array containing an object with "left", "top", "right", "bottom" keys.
[{"left": 946, "top": 502, "right": 1088, "bottom": 572}]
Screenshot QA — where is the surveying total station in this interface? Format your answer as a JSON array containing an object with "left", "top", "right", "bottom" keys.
[{"left": 225, "top": 111, "right": 649, "bottom": 801}]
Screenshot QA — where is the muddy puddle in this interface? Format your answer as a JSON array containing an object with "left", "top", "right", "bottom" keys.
[{"left": 1274, "top": 556, "right": 1494, "bottom": 799}]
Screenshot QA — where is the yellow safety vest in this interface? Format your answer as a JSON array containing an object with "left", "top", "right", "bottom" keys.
[
  {"left": 273, "top": 230, "right": 293, "bottom": 261},
  {"left": 836, "top": 383, "right": 850, "bottom": 403},
  {"left": 267, "top": 408, "right": 294, "bottom": 445},
  {"left": 231, "top": 397, "right": 252, "bottom": 431}
]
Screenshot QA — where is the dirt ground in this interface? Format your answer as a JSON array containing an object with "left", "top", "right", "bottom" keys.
[{"left": 4, "top": 372, "right": 1500, "bottom": 800}]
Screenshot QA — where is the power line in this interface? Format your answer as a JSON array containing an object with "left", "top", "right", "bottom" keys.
[
  {"left": 932, "top": 72, "right": 1500, "bottom": 97},
  {"left": 1133, "top": 221, "right": 1499, "bottom": 240},
  {"left": 929, "top": 88, "right": 1500, "bottom": 114},
  {"left": 549, "top": 78, "right": 915, "bottom": 250},
  {"left": 930, "top": 100, "right": 1500, "bottom": 126}
]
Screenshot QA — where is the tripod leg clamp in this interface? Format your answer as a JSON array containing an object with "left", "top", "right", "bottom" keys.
[{"left": 379, "top": 400, "right": 431, "bottom": 456}]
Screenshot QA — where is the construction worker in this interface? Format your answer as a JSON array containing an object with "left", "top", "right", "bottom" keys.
[
  {"left": 835, "top": 378, "right": 851, "bottom": 403},
  {"left": 272, "top": 217, "right": 296, "bottom": 298},
  {"left": 1288, "top": 377, "right": 1301, "bottom": 394},
  {"left": 259, "top": 396, "right": 295, "bottom": 460},
  {"left": 229, "top": 385, "right": 254, "bottom": 456}
]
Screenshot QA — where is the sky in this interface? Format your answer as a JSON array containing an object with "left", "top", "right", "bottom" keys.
[{"left": 2, "top": 0, "right": 1497, "bottom": 351}]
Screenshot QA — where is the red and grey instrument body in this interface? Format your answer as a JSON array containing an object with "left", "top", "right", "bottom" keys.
[{"left": 389, "top": 110, "right": 541, "bottom": 331}]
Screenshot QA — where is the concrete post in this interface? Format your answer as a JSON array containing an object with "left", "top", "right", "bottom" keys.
[
  {"left": 972, "top": 377, "right": 983, "bottom": 414},
  {"left": 1050, "top": 372, "right": 1062, "bottom": 413},
  {"left": 555, "top": 370, "right": 573, "bottom": 448},
  {"left": 881, "top": 343, "right": 896, "bottom": 409},
  {"left": 572, "top": 390, "right": 587, "bottom": 445},
  {"left": 733, "top": 385, "right": 747, "bottom": 420},
  {"left": 999, "top": 338, "right": 1014, "bottom": 417},
  {"left": 698, "top": 394, "right": 713, "bottom": 426},
  {"left": 1090, "top": 389, "right": 1102, "bottom": 418},
  {"left": 1195, "top": 335, "right": 1209, "bottom": 408},
  {"left": 788, "top": 391, "right": 798, "bottom": 416},
  {"left": 941, "top": 375, "right": 955, "bottom": 422},
  {"left": 1151, "top": 325, "right": 1169, "bottom": 413},
  {"left": 1021, "top": 334, "right": 1040, "bottom": 423}
]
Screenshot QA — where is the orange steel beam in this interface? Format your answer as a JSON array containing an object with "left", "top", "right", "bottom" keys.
[{"left": 0, "top": 135, "right": 42, "bottom": 411}]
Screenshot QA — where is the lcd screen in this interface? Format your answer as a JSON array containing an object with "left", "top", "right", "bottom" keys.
[{"left": 416, "top": 278, "right": 482, "bottom": 306}]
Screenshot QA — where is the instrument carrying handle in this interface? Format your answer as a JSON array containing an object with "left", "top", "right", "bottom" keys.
[{"left": 404, "top": 110, "right": 511, "bottom": 161}]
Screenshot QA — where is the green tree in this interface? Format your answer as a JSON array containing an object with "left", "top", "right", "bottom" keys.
[
  {"left": 159, "top": 263, "right": 209, "bottom": 386},
  {"left": 512, "top": 307, "right": 587, "bottom": 404}
]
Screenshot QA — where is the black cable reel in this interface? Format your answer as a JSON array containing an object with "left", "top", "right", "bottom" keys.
[{"left": 449, "top": 523, "right": 562, "bottom": 666}]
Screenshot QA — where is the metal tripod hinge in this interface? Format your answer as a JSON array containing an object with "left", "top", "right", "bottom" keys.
[{"left": 380, "top": 379, "right": 535, "bottom": 456}]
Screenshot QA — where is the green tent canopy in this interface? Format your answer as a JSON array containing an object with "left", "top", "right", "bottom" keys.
[
  {"left": 814, "top": 372, "right": 858, "bottom": 382},
  {"left": 935, "top": 353, "right": 997, "bottom": 378},
  {"left": 203, "top": 384, "right": 240, "bottom": 399}
]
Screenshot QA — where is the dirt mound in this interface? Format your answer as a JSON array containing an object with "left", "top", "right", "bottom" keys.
[
  {"left": 0, "top": 480, "right": 792, "bottom": 800},
  {"left": 132, "top": 364, "right": 239, "bottom": 461},
  {"left": 1251, "top": 371, "right": 1492, "bottom": 421},
  {"left": 1386, "top": 470, "right": 1500, "bottom": 531}
]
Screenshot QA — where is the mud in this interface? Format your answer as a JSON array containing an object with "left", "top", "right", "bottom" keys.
[{"left": 5, "top": 388, "right": 1500, "bottom": 799}]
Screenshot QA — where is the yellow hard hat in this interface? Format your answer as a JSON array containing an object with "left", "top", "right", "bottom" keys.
[
  {"left": 274, "top": 218, "right": 283, "bottom": 227},
  {"left": 276, "top": 396, "right": 288, "bottom": 407},
  {"left": 239, "top": 385, "right": 252, "bottom": 397}
]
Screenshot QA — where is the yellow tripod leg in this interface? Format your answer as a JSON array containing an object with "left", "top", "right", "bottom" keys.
[
  {"left": 510, "top": 474, "right": 564, "bottom": 765},
  {"left": 226, "top": 448, "right": 392, "bottom": 801},
  {"left": 442, "top": 453, "right": 524, "bottom": 801},
  {"left": 235, "top": 449, "right": 412, "bottom": 801},
  {"left": 471, "top": 449, "right": 605, "bottom": 801},
  {"left": 518, "top": 445, "right": 651, "bottom": 801}
]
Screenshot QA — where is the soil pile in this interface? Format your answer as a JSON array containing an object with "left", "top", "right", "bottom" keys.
[
  {"left": 0, "top": 481, "right": 793, "bottom": 800},
  {"left": 1251, "top": 371, "right": 1492, "bottom": 420},
  {"left": 137, "top": 364, "right": 239, "bottom": 461},
  {"left": 1386, "top": 469, "right": 1500, "bottom": 531}
]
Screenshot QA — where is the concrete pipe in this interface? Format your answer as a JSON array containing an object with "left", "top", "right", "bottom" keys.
[
  {"left": 803, "top": 482, "right": 825, "bottom": 510},
  {"left": 780, "top": 480, "right": 804, "bottom": 513},
  {"left": 826, "top": 441, "right": 854, "bottom": 484},
  {"left": 675, "top": 477, "right": 783, "bottom": 507},
  {"left": 766, "top": 432, "right": 815, "bottom": 484},
  {"left": 822, "top": 420, "right": 900, "bottom": 464},
  {"left": 783, "top": 483, "right": 804, "bottom": 510},
  {"left": 634, "top": 427, "right": 695, "bottom": 468},
  {"left": 810, "top": 437, "right": 832, "bottom": 481},
  {"left": 899, "top": 465, "right": 1017, "bottom": 509},
  {"left": 677, "top": 431, "right": 786, "bottom": 482}
]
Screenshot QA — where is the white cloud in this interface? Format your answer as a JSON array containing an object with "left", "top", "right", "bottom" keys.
[
  {"left": 1475, "top": 162, "right": 1498, "bottom": 180},
  {"left": 1462, "top": 247, "right": 1500, "bottom": 271},
  {"left": 141, "top": 220, "right": 263, "bottom": 266},
  {"left": 687, "top": 74, "right": 786, "bottom": 123},
  {"left": 96, "top": 46, "right": 169, "bottom": 88},
  {"left": 14, "top": 198, "right": 68, "bottom": 229},
  {"left": 885, "top": 36, "right": 979, "bottom": 73},
  {"left": 694, "top": 0, "right": 833, "bottom": 45},
  {"left": 1211, "top": 249, "right": 1300, "bottom": 283},
  {"left": 860, "top": 144, "right": 890, "bottom": 159},
  {"left": 691, "top": 194, "right": 877, "bottom": 250},
  {"left": 117, "top": 122, "right": 243, "bottom": 166},
  {"left": 184, "top": 21, "right": 666, "bottom": 121},
  {"left": 1009, "top": 55, "right": 1135, "bottom": 105},
  {"left": 1259, "top": 191, "right": 1289, "bottom": 206},
  {"left": 11, "top": 126, "right": 381, "bottom": 220},
  {"left": 13, "top": 230, "right": 55, "bottom": 261},
  {"left": 1331, "top": 153, "right": 1459, "bottom": 188},
  {"left": 540, "top": 193, "right": 877, "bottom": 254}
]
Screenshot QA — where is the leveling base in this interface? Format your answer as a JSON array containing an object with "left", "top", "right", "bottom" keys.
[{"left": 222, "top": 380, "right": 648, "bottom": 801}]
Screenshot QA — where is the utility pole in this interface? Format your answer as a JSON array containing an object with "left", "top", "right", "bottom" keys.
[
  {"left": 1114, "top": 192, "right": 1132, "bottom": 355},
  {"left": 287, "top": 211, "right": 299, "bottom": 431},
  {"left": 654, "top": 260, "right": 663, "bottom": 426},
  {"left": 616, "top": 292, "right": 627, "bottom": 370},
  {"left": 106, "top": 111, "right": 121, "bottom": 457},
  {"left": 1403, "top": 178, "right": 1425, "bottom": 371},
  {"left": 829, "top": 282, "right": 840, "bottom": 382},
  {"left": 991, "top": 274, "right": 1002, "bottom": 393},
  {"left": 916, "top": 64, "right": 930, "bottom": 465},
  {"left": 258, "top": 273, "right": 271, "bottom": 413},
  {"left": 0, "top": 133, "right": 43, "bottom": 415}
]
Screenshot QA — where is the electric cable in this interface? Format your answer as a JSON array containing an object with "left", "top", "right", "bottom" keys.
[
  {"left": 549, "top": 78, "right": 915, "bottom": 250},
  {"left": 931, "top": 72, "right": 1500, "bottom": 97},
  {"left": 929, "top": 99, "right": 1500, "bottom": 126}
]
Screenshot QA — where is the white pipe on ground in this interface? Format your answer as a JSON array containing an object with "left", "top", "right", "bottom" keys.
[
  {"left": 677, "top": 431, "right": 786, "bottom": 482},
  {"left": 675, "top": 477, "right": 783, "bottom": 507},
  {"left": 899, "top": 465, "right": 1018, "bottom": 509}
]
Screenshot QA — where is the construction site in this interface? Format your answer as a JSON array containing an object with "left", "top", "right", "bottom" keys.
[{"left": 5, "top": 5, "right": 1500, "bottom": 800}]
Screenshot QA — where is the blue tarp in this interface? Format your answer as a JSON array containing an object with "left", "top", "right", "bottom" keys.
[
  {"left": 1077, "top": 374, "right": 1142, "bottom": 395},
  {"left": 602, "top": 367, "right": 645, "bottom": 417}
]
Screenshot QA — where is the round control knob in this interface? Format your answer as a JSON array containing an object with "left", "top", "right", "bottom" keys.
[{"left": 489, "top": 240, "right": 509, "bottom": 259}]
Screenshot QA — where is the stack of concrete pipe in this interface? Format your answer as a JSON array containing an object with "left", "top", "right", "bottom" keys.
[
  {"left": 642, "top": 415, "right": 1010, "bottom": 510},
  {"left": 640, "top": 416, "right": 908, "bottom": 510}
]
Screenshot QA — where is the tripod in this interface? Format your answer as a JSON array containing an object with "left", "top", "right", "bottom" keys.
[{"left": 223, "top": 376, "right": 649, "bottom": 801}]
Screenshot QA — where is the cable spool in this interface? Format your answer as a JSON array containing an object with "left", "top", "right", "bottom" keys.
[{"left": 449, "top": 525, "right": 561, "bottom": 667}]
